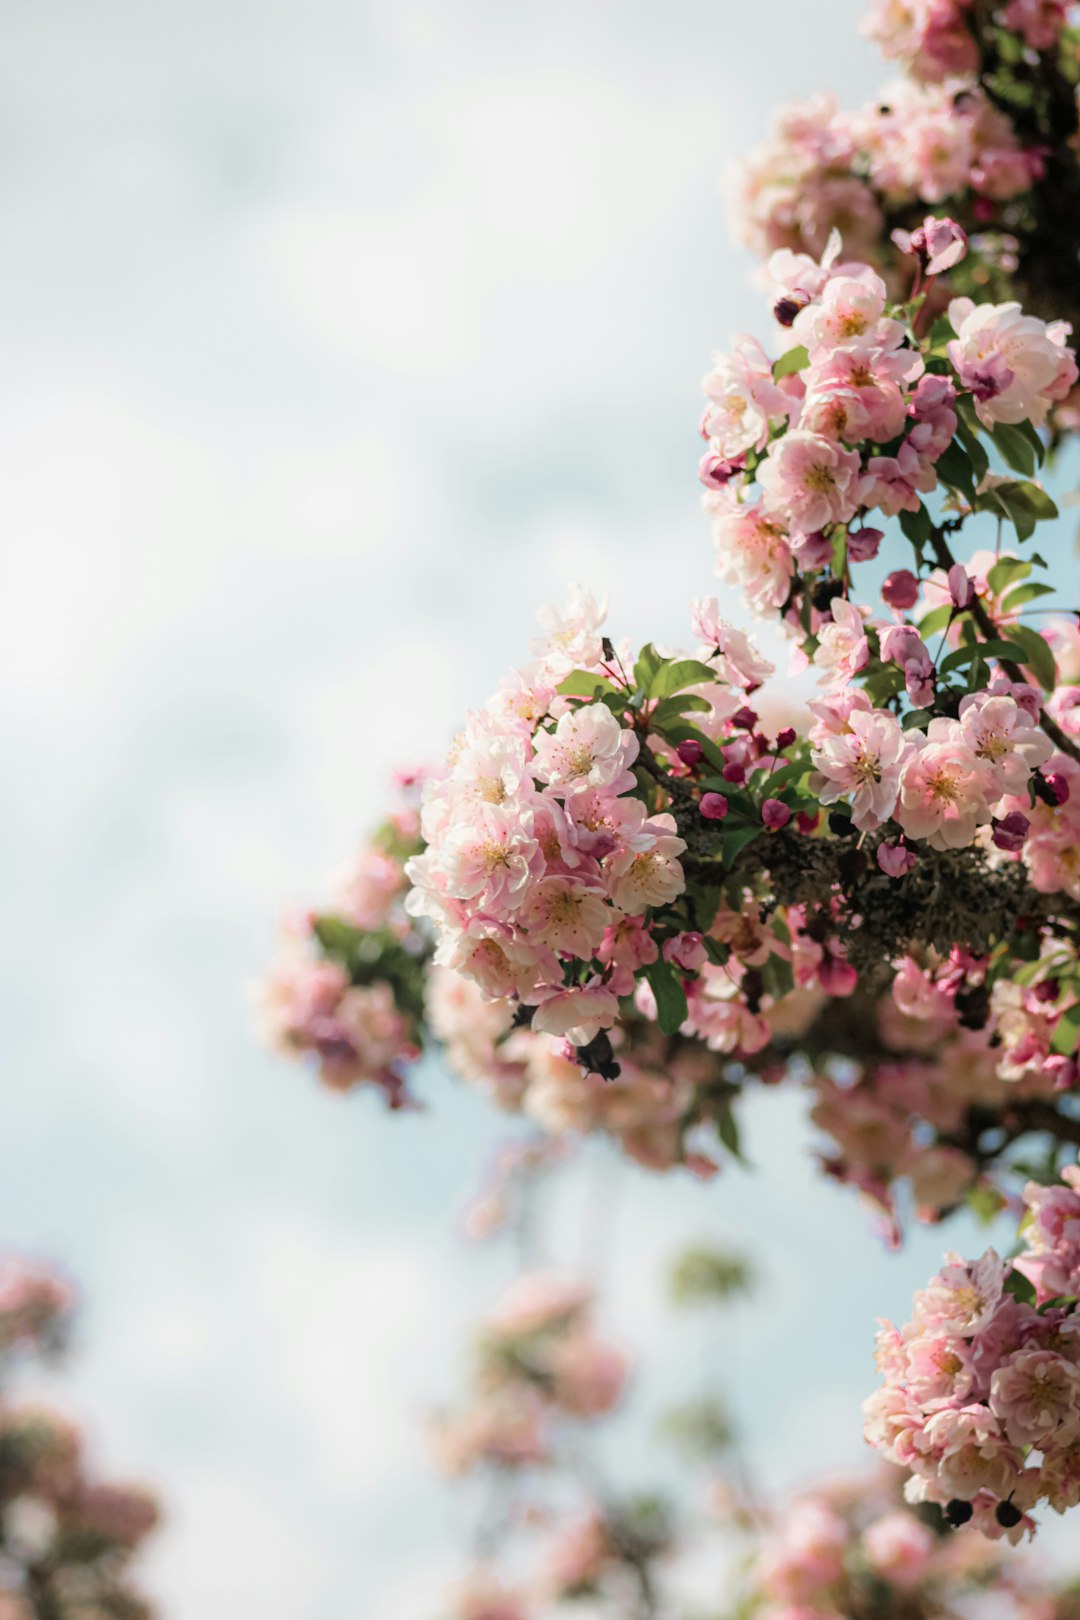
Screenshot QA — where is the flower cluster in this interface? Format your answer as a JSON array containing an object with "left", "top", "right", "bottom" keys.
[
  {"left": 257, "top": 780, "right": 427, "bottom": 1104},
  {"left": 741, "top": 1464, "right": 1060, "bottom": 1620},
  {"left": 734, "top": 1, "right": 1080, "bottom": 341},
  {"left": 864, "top": 1158, "right": 1080, "bottom": 1538},
  {"left": 428, "top": 1270, "right": 628, "bottom": 1479},
  {"left": 0, "top": 1258, "right": 160, "bottom": 1620}
]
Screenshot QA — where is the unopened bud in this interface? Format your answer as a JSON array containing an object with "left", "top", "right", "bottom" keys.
[
  {"left": 677, "top": 739, "right": 704, "bottom": 767},
  {"left": 882, "top": 569, "right": 920, "bottom": 611},
  {"left": 762, "top": 798, "right": 791, "bottom": 830},
  {"left": 699, "top": 792, "right": 729, "bottom": 821}
]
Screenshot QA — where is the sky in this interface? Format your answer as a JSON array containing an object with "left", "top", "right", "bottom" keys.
[{"left": 1, "top": 2, "right": 1063, "bottom": 1615}]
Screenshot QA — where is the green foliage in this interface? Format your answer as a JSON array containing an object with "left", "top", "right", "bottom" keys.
[
  {"left": 643, "top": 959, "right": 689, "bottom": 1035},
  {"left": 668, "top": 1244, "right": 755, "bottom": 1307},
  {"left": 660, "top": 1397, "right": 735, "bottom": 1460},
  {"left": 772, "top": 344, "right": 809, "bottom": 379}
]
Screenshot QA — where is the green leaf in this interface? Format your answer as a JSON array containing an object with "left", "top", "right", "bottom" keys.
[
  {"left": 830, "top": 525, "right": 847, "bottom": 579},
  {"left": 1000, "top": 581, "right": 1056, "bottom": 613},
  {"left": 1015, "top": 416, "right": 1047, "bottom": 468},
  {"left": 936, "top": 438, "right": 977, "bottom": 500},
  {"left": 557, "top": 669, "right": 617, "bottom": 698},
  {"left": 772, "top": 344, "right": 809, "bottom": 379},
  {"left": 902, "top": 707, "right": 932, "bottom": 731},
  {"left": 1005, "top": 622, "right": 1057, "bottom": 690},
  {"left": 1004, "top": 1268, "right": 1038, "bottom": 1306},
  {"left": 954, "top": 410, "right": 990, "bottom": 481},
  {"left": 650, "top": 658, "right": 718, "bottom": 699},
  {"left": 938, "top": 639, "right": 1027, "bottom": 677},
  {"left": 989, "top": 420, "right": 1038, "bottom": 477},
  {"left": 1051, "top": 1002, "right": 1080, "bottom": 1057},
  {"left": 928, "top": 313, "right": 957, "bottom": 349},
  {"left": 649, "top": 693, "right": 713, "bottom": 729},
  {"left": 721, "top": 824, "right": 764, "bottom": 866},
  {"left": 980, "top": 479, "right": 1059, "bottom": 541},
  {"left": 916, "top": 604, "right": 955, "bottom": 638},
  {"left": 644, "top": 960, "right": 689, "bottom": 1036},
  {"left": 716, "top": 1099, "right": 745, "bottom": 1162},
  {"left": 899, "top": 502, "right": 932, "bottom": 546},
  {"left": 986, "top": 556, "right": 1031, "bottom": 595},
  {"left": 633, "top": 642, "right": 665, "bottom": 695}
]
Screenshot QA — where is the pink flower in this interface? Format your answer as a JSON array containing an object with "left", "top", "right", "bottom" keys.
[
  {"left": 881, "top": 570, "right": 920, "bottom": 611},
  {"left": 793, "top": 270, "right": 903, "bottom": 354},
  {"left": 1003, "top": 0, "right": 1070, "bottom": 51},
  {"left": 812, "top": 707, "right": 909, "bottom": 831},
  {"left": 802, "top": 344, "right": 919, "bottom": 443},
  {"left": 690, "top": 597, "right": 775, "bottom": 687},
  {"left": 709, "top": 495, "right": 795, "bottom": 614},
  {"left": 892, "top": 215, "right": 968, "bottom": 276},
  {"left": 862, "top": 1511, "right": 934, "bottom": 1589},
  {"left": 990, "top": 1349, "right": 1080, "bottom": 1450},
  {"left": 947, "top": 297, "right": 1073, "bottom": 427},
  {"left": 702, "top": 334, "right": 793, "bottom": 459},
  {"left": 532, "top": 583, "right": 609, "bottom": 674},
  {"left": 879, "top": 624, "right": 935, "bottom": 708},
  {"left": 813, "top": 598, "right": 871, "bottom": 687},
  {"left": 605, "top": 814, "right": 687, "bottom": 914},
  {"left": 663, "top": 931, "right": 707, "bottom": 971},
  {"left": 877, "top": 840, "right": 917, "bottom": 876},
  {"left": 957, "top": 692, "right": 1054, "bottom": 799},
  {"left": 523, "top": 876, "right": 611, "bottom": 957},
  {"left": 758, "top": 431, "right": 863, "bottom": 532},
  {"left": 532, "top": 705, "right": 639, "bottom": 797},
  {"left": 529, "top": 982, "right": 620, "bottom": 1045},
  {"left": 897, "top": 724, "right": 991, "bottom": 849},
  {"left": 437, "top": 801, "right": 544, "bottom": 910},
  {"left": 859, "top": 440, "right": 936, "bottom": 517}
]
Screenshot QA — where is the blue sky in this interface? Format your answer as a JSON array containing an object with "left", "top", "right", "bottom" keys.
[{"left": 3, "top": 1, "right": 1064, "bottom": 1613}]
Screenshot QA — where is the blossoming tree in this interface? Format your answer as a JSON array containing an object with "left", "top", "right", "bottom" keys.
[
  {"left": 0, "top": 1256, "right": 161, "bottom": 1619},
  {"left": 262, "top": 0, "right": 1080, "bottom": 1557}
]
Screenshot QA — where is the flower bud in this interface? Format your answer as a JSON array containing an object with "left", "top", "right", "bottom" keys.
[
  {"left": 663, "top": 931, "right": 707, "bottom": 971},
  {"left": 991, "top": 810, "right": 1030, "bottom": 851},
  {"left": 699, "top": 792, "right": 729, "bottom": 821},
  {"left": 1033, "top": 977, "right": 1060, "bottom": 1004},
  {"left": 773, "top": 289, "right": 811, "bottom": 327},
  {"left": 892, "top": 216, "right": 968, "bottom": 276},
  {"left": 848, "top": 526, "right": 883, "bottom": 562},
  {"left": 676, "top": 739, "right": 704, "bottom": 767},
  {"left": 761, "top": 798, "right": 791, "bottom": 830},
  {"left": 877, "top": 841, "right": 917, "bottom": 877},
  {"left": 698, "top": 452, "right": 741, "bottom": 490},
  {"left": 732, "top": 706, "right": 758, "bottom": 730},
  {"left": 775, "top": 727, "right": 797, "bottom": 750},
  {"left": 796, "top": 810, "right": 820, "bottom": 834},
  {"left": 721, "top": 761, "right": 746, "bottom": 784},
  {"left": 1034, "top": 771, "right": 1070, "bottom": 806},
  {"left": 881, "top": 569, "right": 920, "bottom": 611},
  {"left": 948, "top": 563, "right": 975, "bottom": 609}
]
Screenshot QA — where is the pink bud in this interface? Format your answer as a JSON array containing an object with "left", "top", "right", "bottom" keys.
[
  {"left": 991, "top": 810, "right": 1031, "bottom": 851},
  {"left": 796, "top": 810, "right": 820, "bottom": 834},
  {"left": 761, "top": 798, "right": 791, "bottom": 830},
  {"left": 848, "top": 526, "right": 883, "bottom": 562},
  {"left": 948, "top": 563, "right": 975, "bottom": 609},
  {"left": 732, "top": 706, "right": 758, "bottom": 730},
  {"left": 773, "top": 289, "right": 811, "bottom": 327},
  {"left": 698, "top": 453, "right": 742, "bottom": 490},
  {"left": 775, "top": 727, "right": 797, "bottom": 750},
  {"left": 877, "top": 841, "right": 917, "bottom": 877},
  {"left": 721, "top": 761, "right": 746, "bottom": 784},
  {"left": 1032, "top": 977, "right": 1060, "bottom": 1004},
  {"left": 676, "top": 739, "right": 704, "bottom": 767},
  {"left": 699, "top": 792, "right": 729, "bottom": 821},
  {"left": 663, "top": 931, "right": 707, "bottom": 971},
  {"left": 882, "top": 569, "right": 920, "bottom": 611},
  {"left": 1035, "top": 771, "right": 1070, "bottom": 807},
  {"left": 892, "top": 216, "right": 968, "bottom": 277}
]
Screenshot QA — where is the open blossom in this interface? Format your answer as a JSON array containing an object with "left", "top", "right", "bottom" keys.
[
  {"left": 813, "top": 598, "right": 870, "bottom": 687},
  {"left": 896, "top": 721, "right": 990, "bottom": 849},
  {"left": 532, "top": 706, "right": 639, "bottom": 796},
  {"left": 990, "top": 1349, "right": 1080, "bottom": 1450},
  {"left": 605, "top": 814, "right": 687, "bottom": 914},
  {"left": 947, "top": 297, "right": 1076, "bottom": 427},
  {"left": 531, "top": 584, "right": 609, "bottom": 674},
  {"left": 802, "top": 343, "right": 919, "bottom": 442},
  {"left": 690, "top": 597, "right": 775, "bottom": 688},
  {"left": 957, "top": 692, "right": 1053, "bottom": 798},
  {"left": 811, "top": 707, "right": 909, "bottom": 831},
  {"left": 757, "top": 430, "right": 863, "bottom": 531},
  {"left": 709, "top": 495, "right": 795, "bottom": 614},
  {"left": 529, "top": 982, "right": 620, "bottom": 1045},
  {"left": 523, "top": 876, "right": 610, "bottom": 956},
  {"left": 792, "top": 270, "right": 902, "bottom": 354},
  {"left": 702, "top": 334, "right": 792, "bottom": 458},
  {"left": 438, "top": 801, "right": 542, "bottom": 910}
]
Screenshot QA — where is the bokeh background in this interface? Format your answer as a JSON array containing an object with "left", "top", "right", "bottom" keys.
[{"left": 0, "top": 1, "right": 1048, "bottom": 1613}]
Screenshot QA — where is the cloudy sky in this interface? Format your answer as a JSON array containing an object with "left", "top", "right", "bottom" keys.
[{"left": 1, "top": 2, "right": 1056, "bottom": 1614}]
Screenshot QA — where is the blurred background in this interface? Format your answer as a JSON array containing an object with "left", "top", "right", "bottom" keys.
[{"left": 0, "top": 1, "right": 1042, "bottom": 1613}]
